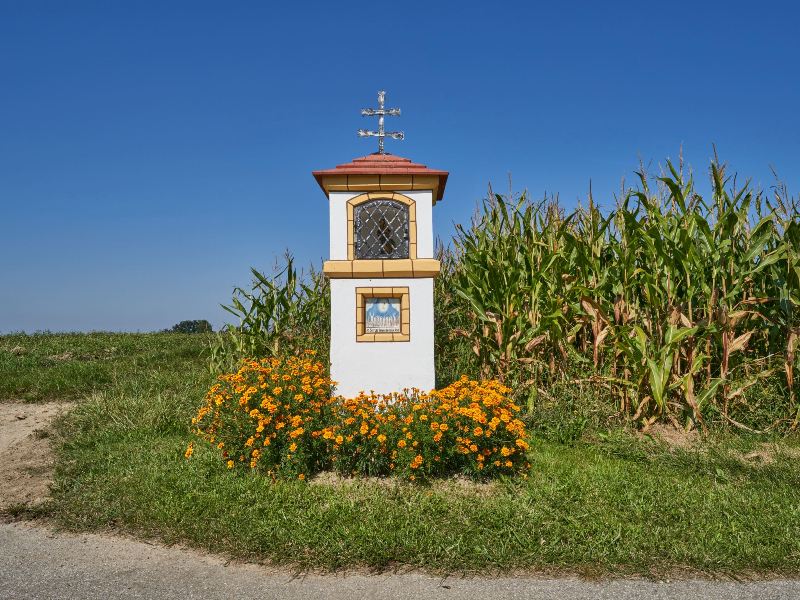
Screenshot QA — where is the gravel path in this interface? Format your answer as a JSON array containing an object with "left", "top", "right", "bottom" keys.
[{"left": 1, "top": 521, "right": 799, "bottom": 600}]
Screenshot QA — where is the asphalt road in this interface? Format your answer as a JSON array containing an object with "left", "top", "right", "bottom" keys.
[{"left": 1, "top": 522, "right": 798, "bottom": 600}]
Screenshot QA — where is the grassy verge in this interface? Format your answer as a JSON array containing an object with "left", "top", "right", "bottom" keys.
[
  {"left": 4, "top": 333, "right": 800, "bottom": 575},
  {"left": 0, "top": 332, "right": 210, "bottom": 402}
]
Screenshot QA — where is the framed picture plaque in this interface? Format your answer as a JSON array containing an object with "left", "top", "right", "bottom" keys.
[{"left": 355, "top": 287, "right": 410, "bottom": 342}]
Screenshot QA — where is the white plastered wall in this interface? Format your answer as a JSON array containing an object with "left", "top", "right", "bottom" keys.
[
  {"left": 330, "top": 277, "right": 435, "bottom": 397},
  {"left": 328, "top": 189, "right": 436, "bottom": 397}
]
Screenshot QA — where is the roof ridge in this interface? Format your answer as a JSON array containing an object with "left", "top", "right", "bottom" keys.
[{"left": 312, "top": 154, "right": 449, "bottom": 201}]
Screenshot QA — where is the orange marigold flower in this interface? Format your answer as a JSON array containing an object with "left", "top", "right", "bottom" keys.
[{"left": 199, "top": 366, "right": 524, "bottom": 481}]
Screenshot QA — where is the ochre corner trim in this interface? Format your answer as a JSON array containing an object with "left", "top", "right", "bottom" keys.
[
  {"left": 324, "top": 259, "right": 440, "bottom": 279},
  {"left": 317, "top": 173, "right": 445, "bottom": 204}
]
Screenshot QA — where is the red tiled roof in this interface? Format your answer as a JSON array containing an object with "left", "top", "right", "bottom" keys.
[{"left": 312, "top": 153, "right": 449, "bottom": 201}]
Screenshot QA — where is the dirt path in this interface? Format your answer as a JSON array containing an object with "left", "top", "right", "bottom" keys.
[{"left": 0, "top": 401, "right": 72, "bottom": 509}]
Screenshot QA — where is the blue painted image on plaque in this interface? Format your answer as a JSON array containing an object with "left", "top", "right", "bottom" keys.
[{"left": 365, "top": 298, "right": 401, "bottom": 333}]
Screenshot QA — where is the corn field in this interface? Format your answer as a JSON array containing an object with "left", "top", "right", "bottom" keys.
[
  {"left": 214, "top": 157, "right": 798, "bottom": 432},
  {"left": 210, "top": 256, "right": 330, "bottom": 374},
  {"left": 444, "top": 157, "right": 799, "bottom": 431}
]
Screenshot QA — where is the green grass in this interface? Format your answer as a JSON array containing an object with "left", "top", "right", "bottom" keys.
[
  {"left": 5, "top": 333, "right": 800, "bottom": 575},
  {"left": 0, "top": 332, "right": 210, "bottom": 402}
]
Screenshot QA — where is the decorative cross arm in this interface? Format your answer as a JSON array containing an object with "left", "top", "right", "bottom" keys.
[
  {"left": 360, "top": 107, "right": 401, "bottom": 117},
  {"left": 358, "top": 129, "right": 405, "bottom": 139},
  {"left": 358, "top": 90, "right": 404, "bottom": 154}
]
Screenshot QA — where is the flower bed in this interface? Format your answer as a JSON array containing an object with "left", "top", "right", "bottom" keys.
[{"left": 188, "top": 352, "right": 530, "bottom": 480}]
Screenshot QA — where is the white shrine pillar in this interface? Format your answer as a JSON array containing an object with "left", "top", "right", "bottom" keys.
[{"left": 312, "top": 153, "right": 449, "bottom": 397}]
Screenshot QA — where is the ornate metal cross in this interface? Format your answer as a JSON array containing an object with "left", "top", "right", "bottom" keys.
[{"left": 358, "top": 90, "right": 404, "bottom": 154}]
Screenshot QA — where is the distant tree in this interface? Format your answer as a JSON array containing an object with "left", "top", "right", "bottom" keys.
[{"left": 167, "top": 320, "right": 213, "bottom": 334}]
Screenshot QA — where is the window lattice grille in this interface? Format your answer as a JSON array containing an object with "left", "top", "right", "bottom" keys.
[{"left": 354, "top": 200, "right": 409, "bottom": 260}]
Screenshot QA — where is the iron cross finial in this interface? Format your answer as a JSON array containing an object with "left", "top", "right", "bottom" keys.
[{"left": 358, "top": 90, "right": 404, "bottom": 154}]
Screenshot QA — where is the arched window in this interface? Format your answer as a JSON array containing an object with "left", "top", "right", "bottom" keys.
[{"left": 354, "top": 199, "right": 409, "bottom": 259}]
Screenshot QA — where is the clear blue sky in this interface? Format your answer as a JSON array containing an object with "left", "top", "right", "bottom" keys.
[{"left": 1, "top": 1, "right": 798, "bottom": 332}]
